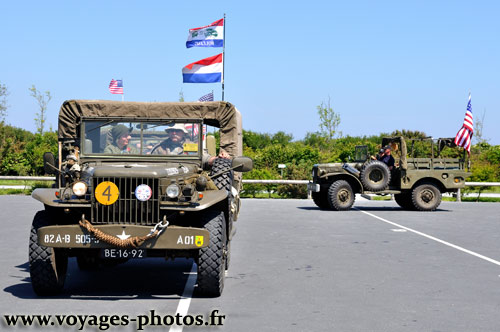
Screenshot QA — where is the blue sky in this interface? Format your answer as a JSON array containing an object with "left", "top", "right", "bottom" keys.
[{"left": 1, "top": 1, "right": 499, "bottom": 144}]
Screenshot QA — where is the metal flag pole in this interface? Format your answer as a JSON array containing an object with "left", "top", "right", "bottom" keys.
[{"left": 222, "top": 13, "right": 226, "bottom": 101}]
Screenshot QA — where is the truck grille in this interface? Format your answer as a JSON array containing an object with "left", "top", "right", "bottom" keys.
[{"left": 91, "top": 177, "right": 160, "bottom": 225}]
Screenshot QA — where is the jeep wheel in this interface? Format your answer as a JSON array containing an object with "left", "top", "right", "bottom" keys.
[
  {"left": 197, "top": 210, "right": 227, "bottom": 297},
  {"left": 360, "top": 160, "right": 391, "bottom": 192},
  {"left": 29, "top": 211, "right": 68, "bottom": 296},
  {"left": 312, "top": 190, "right": 330, "bottom": 210},
  {"left": 327, "top": 180, "right": 355, "bottom": 211},
  {"left": 394, "top": 193, "right": 414, "bottom": 210},
  {"left": 411, "top": 183, "right": 442, "bottom": 211}
]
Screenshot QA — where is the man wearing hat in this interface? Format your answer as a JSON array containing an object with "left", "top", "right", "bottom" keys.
[
  {"left": 151, "top": 123, "right": 230, "bottom": 169},
  {"left": 379, "top": 145, "right": 395, "bottom": 170},
  {"left": 104, "top": 124, "right": 138, "bottom": 154},
  {"left": 151, "top": 124, "right": 190, "bottom": 155}
]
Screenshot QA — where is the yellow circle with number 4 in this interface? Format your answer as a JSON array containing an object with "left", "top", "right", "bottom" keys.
[{"left": 95, "top": 181, "right": 120, "bottom": 205}]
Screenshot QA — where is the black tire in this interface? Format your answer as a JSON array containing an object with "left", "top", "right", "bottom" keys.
[
  {"left": 360, "top": 160, "right": 391, "bottom": 192},
  {"left": 411, "top": 183, "right": 442, "bottom": 211},
  {"left": 210, "top": 158, "right": 233, "bottom": 191},
  {"left": 29, "top": 211, "right": 68, "bottom": 296},
  {"left": 312, "top": 190, "right": 330, "bottom": 210},
  {"left": 394, "top": 193, "right": 414, "bottom": 210},
  {"left": 225, "top": 240, "right": 231, "bottom": 271},
  {"left": 197, "top": 210, "right": 227, "bottom": 297},
  {"left": 210, "top": 157, "right": 234, "bottom": 230},
  {"left": 327, "top": 180, "right": 355, "bottom": 211}
]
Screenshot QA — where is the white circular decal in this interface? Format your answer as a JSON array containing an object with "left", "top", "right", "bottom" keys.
[{"left": 135, "top": 184, "right": 152, "bottom": 202}]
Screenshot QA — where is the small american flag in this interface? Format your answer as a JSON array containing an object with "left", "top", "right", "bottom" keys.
[
  {"left": 185, "top": 123, "right": 206, "bottom": 138},
  {"left": 109, "top": 79, "right": 123, "bottom": 94},
  {"left": 198, "top": 92, "right": 214, "bottom": 102},
  {"left": 454, "top": 94, "right": 473, "bottom": 154}
]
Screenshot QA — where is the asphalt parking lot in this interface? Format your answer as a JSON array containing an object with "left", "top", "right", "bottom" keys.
[{"left": 0, "top": 196, "right": 499, "bottom": 331}]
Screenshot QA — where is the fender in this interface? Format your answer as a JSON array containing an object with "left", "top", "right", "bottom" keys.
[
  {"left": 319, "top": 173, "right": 364, "bottom": 193},
  {"left": 32, "top": 188, "right": 91, "bottom": 207}
]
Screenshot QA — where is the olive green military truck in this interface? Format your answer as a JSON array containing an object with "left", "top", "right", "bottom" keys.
[
  {"left": 30, "top": 100, "right": 252, "bottom": 297},
  {"left": 308, "top": 137, "right": 470, "bottom": 211}
]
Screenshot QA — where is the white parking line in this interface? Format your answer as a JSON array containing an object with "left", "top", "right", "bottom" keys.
[
  {"left": 169, "top": 263, "right": 197, "bottom": 332},
  {"left": 355, "top": 208, "right": 500, "bottom": 267}
]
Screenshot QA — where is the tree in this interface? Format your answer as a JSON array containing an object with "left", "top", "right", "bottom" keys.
[
  {"left": 317, "top": 96, "right": 341, "bottom": 140},
  {"left": 473, "top": 109, "right": 488, "bottom": 146},
  {"left": 271, "top": 131, "right": 293, "bottom": 145},
  {"left": 0, "top": 82, "right": 8, "bottom": 122},
  {"left": 179, "top": 90, "right": 185, "bottom": 102},
  {"left": 29, "top": 85, "right": 52, "bottom": 135},
  {"left": 390, "top": 129, "right": 427, "bottom": 139}
]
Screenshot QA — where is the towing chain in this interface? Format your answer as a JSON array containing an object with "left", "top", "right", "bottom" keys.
[{"left": 78, "top": 216, "right": 169, "bottom": 249}]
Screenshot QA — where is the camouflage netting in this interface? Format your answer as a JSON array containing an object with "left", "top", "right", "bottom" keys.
[{"left": 58, "top": 100, "right": 242, "bottom": 157}]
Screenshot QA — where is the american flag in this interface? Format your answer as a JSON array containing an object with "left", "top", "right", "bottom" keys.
[
  {"left": 185, "top": 123, "right": 206, "bottom": 137},
  {"left": 109, "top": 79, "right": 123, "bottom": 94},
  {"left": 454, "top": 95, "right": 473, "bottom": 154},
  {"left": 198, "top": 92, "right": 214, "bottom": 102}
]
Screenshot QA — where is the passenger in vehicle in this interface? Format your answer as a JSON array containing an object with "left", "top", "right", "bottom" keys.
[
  {"left": 371, "top": 148, "right": 385, "bottom": 161},
  {"left": 103, "top": 125, "right": 138, "bottom": 154}
]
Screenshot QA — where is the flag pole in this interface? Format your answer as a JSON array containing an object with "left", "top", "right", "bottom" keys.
[{"left": 222, "top": 13, "right": 226, "bottom": 101}]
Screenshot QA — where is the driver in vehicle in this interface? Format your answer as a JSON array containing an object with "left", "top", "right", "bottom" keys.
[
  {"left": 151, "top": 123, "right": 230, "bottom": 168},
  {"left": 379, "top": 145, "right": 395, "bottom": 170},
  {"left": 151, "top": 124, "right": 189, "bottom": 155}
]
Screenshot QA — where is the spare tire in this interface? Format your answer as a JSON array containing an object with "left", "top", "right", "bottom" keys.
[
  {"left": 210, "top": 158, "right": 233, "bottom": 191},
  {"left": 359, "top": 160, "right": 391, "bottom": 192}
]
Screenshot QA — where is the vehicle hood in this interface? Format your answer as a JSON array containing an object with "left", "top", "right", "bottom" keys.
[{"left": 90, "top": 164, "right": 199, "bottom": 178}]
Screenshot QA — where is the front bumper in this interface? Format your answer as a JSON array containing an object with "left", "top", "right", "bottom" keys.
[
  {"left": 307, "top": 182, "right": 320, "bottom": 192},
  {"left": 37, "top": 224, "right": 209, "bottom": 249}
]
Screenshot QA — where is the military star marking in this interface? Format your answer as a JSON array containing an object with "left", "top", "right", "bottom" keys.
[{"left": 117, "top": 230, "right": 131, "bottom": 240}]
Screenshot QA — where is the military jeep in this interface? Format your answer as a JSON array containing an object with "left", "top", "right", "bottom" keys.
[
  {"left": 308, "top": 137, "right": 470, "bottom": 211},
  {"left": 30, "top": 100, "right": 252, "bottom": 297}
]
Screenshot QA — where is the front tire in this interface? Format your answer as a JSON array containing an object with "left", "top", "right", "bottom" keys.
[
  {"left": 327, "top": 180, "right": 355, "bottom": 211},
  {"left": 29, "top": 211, "right": 68, "bottom": 296},
  {"left": 312, "top": 190, "right": 330, "bottom": 210},
  {"left": 197, "top": 210, "right": 227, "bottom": 297},
  {"left": 394, "top": 192, "right": 414, "bottom": 210},
  {"left": 411, "top": 183, "right": 442, "bottom": 211}
]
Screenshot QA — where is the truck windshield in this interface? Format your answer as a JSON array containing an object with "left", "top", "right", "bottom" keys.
[{"left": 82, "top": 120, "right": 202, "bottom": 157}]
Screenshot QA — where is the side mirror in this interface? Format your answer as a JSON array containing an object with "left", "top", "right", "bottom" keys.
[
  {"left": 43, "top": 152, "right": 57, "bottom": 174},
  {"left": 232, "top": 156, "right": 253, "bottom": 172}
]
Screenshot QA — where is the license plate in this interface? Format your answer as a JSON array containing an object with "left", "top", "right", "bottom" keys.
[{"left": 100, "top": 248, "right": 146, "bottom": 259}]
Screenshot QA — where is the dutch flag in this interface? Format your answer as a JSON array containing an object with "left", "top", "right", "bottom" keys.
[{"left": 182, "top": 53, "right": 223, "bottom": 83}]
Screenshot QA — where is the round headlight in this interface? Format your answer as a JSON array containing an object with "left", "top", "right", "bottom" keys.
[
  {"left": 72, "top": 181, "right": 88, "bottom": 196},
  {"left": 166, "top": 184, "right": 180, "bottom": 198}
]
